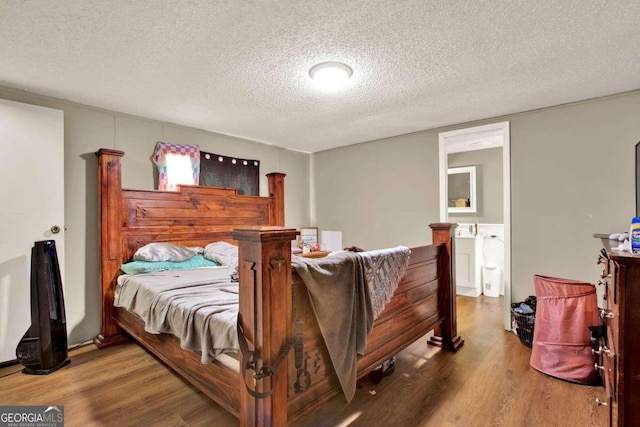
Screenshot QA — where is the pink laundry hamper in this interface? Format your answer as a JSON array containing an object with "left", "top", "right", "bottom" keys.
[{"left": 529, "top": 275, "right": 600, "bottom": 385}]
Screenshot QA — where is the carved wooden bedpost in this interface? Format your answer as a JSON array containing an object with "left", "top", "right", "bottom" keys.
[
  {"left": 94, "top": 148, "right": 127, "bottom": 348},
  {"left": 428, "top": 223, "right": 464, "bottom": 351},
  {"left": 232, "top": 226, "right": 299, "bottom": 427},
  {"left": 267, "top": 173, "right": 285, "bottom": 227}
]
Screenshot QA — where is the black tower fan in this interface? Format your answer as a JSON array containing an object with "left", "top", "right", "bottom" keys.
[{"left": 15, "top": 240, "right": 70, "bottom": 374}]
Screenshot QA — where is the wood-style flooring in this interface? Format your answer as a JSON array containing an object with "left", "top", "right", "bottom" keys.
[{"left": 0, "top": 296, "right": 607, "bottom": 426}]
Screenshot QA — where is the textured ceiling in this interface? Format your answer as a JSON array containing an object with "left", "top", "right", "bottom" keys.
[{"left": 1, "top": 1, "right": 639, "bottom": 153}]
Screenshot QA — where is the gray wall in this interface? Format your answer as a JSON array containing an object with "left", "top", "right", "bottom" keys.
[
  {"left": 510, "top": 92, "right": 638, "bottom": 300},
  {"left": 313, "top": 131, "right": 440, "bottom": 249},
  {"left": 314, "top": 90, "right": 640, "bottom": 302},
  {"left": 448, "top": 147, "right": 503, "bottom": 224},
  {"left": 0, "top": 86, "right": 311, "bottom": 347},
  {"left": 4, "top": 82, "right": 638, "bottom": 345}
]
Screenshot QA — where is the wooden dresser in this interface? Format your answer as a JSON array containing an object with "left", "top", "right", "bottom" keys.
[{"left": 594, "top": 235, "right": 640, "bottom": 426}]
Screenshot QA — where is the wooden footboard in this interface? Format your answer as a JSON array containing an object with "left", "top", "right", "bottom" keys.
[
  {"left": 284, "top": 238, "right": 461, "bottom": 422},
  {"left": 95, "top": 149, "right": 462, "bottom": 426}
]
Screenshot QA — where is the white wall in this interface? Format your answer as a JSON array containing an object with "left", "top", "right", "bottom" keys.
[
  {"left": 0, "top": 86, "right": 311, "bottom": 348},
  {"left": 313, "top": 90, "right": 640, "bottom": 302}
]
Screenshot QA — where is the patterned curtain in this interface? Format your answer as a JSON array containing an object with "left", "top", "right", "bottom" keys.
[
  {"left": 199, "top": 151, "right": 259, "bottom": 196},
  {"left": 152, "top": 141, "right": 200, "bottom": 191}
]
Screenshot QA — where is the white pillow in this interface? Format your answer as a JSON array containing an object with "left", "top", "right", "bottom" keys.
[
  {"left": 133, "top": 242, "right": 200, "bottom": 262},
  {"left": 204, "top": 241, "right": 238, "bottom": 268}
]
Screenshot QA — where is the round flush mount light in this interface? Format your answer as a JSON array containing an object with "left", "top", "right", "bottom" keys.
[{"left": 309, "top": 62, "right": 353, "bottom": 88}]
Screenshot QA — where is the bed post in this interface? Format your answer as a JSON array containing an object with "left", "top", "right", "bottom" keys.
[
  {"left": 94, "top": 148, "right": 127, "bottom": 348},
  {"left": 427, "top": 223, "right": 464, "bottom": 351},
  {"left": 267, "top": 173, "right": 285, "bottom": 226},
  {"left": 232, "top": 226, "right": 299, "bottom": 427}
]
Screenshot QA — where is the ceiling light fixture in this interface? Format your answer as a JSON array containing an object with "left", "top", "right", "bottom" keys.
[{"left": 309, "top": 62, "right": 353, "bottom": 89}]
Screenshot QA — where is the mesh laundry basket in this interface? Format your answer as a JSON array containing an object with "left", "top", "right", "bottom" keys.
[
  {"left": 512, "top": 311, "right": 535, "bottom": 348},
  {"left": 511, "top": 296, "right": 536, "bottom": 347},
  {"left": 529, "top": 275, "right": 600, "bottom": 385}
]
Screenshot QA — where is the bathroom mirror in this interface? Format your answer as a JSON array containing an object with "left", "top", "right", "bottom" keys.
[{"left": 448, "top": 166, "right": 477, "bottom": 213}]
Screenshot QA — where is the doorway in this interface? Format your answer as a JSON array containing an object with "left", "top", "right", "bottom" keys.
[{"left": 438, "top": 121, "right": 511, "bottom": 330}]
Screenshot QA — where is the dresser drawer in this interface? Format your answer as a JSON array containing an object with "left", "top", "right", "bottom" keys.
[
  {"left": 596, "top": 383, "right": 615, "bottom": 421},
  {"left": 599, "top": 260, "right": 616, "bottom": 297},
  {"left": 608, "top": 260, "right": 619, "bottom": 306},
  {"left": 602, "top": 332, "right": 617, "bottom": 401},
  {"left": 603, "top": 262, "right": 619, "bottom": 354}
]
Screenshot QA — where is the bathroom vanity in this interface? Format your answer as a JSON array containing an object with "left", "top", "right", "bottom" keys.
[{"left": 454, "top": 235, "right": 483, "bottom": 297}]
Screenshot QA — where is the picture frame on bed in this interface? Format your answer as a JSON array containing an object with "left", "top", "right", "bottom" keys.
[{"left": 299, "top": 227, "right": 318, "bottom": 245}]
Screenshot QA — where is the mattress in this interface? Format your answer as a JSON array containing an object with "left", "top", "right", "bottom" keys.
[{"left": 114, "top": 267, "right": 239, "bottom": 363}]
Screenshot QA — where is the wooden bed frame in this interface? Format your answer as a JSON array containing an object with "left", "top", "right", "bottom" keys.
[{"left": 95, "top": 148, "right": 463, "bottom": 426}]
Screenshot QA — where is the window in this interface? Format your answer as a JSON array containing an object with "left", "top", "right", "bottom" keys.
[
  {"left": 165, "top": 153, "right": 197, "bottom": 189},
  {"left": 152, "top": 142, "right": 260, "bottom": 195},
  {"left": 152, "top": 141, "right": 200, "bottom": 191}
]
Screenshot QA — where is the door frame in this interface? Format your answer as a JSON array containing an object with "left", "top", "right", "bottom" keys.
[{"left": 438, "top": 121, "right": 511, "bottom": 330}]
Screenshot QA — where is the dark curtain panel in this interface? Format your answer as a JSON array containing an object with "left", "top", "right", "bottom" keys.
[{"left": 199, "top": 151, "right": 260, "bottom": 196}]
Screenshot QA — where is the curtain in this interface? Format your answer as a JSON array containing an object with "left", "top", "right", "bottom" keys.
[
  {"left": 199, "top": 151, "right": 259, "bottom": 196},
  {"left": 152, "top": 141, "right": 200, "bottom": 191}
]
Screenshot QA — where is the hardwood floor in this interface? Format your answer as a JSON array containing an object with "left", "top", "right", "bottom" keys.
[{"left": 0, "top": 296, "right": 607, "bottom": 426}]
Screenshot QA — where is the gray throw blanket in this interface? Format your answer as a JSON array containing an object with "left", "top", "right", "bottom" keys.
[{"left": 292, "top": 246, "right": 410, "bottom": 402}]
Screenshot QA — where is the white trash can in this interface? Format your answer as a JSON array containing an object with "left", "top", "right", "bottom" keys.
[{"left": 482, "top": 263, "right": 501, "bottom": 297}]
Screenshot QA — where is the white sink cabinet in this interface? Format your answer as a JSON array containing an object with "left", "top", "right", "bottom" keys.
[{"left": 454, "top": 236, "right": 483, "bottom": 297}]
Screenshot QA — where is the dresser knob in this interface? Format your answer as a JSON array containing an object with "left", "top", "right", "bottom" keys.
[
  {"left": 595, "top": 398, "right": 608, "bottom": 407},
  {"left": 592, "top": 346, "right": 611, "bottom": 356},
  {"left": 601, "top": 310, "right": 615, "bottom": 320}
]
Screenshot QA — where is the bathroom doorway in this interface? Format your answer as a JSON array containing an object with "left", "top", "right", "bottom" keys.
[{"left": 438, "top": 121, "right": 511, "bottom": 330}]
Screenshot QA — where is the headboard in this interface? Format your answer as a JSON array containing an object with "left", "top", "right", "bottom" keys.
[{"left": 94, "top": 148, "right": 286, "bottom": 345}]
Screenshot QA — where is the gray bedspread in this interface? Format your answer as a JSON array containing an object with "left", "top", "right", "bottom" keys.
[
  {"left": 292, "top": 246, "right": 410, "bottom": 402},
  {"left": 114, "top": 267, "right": 239, "bottom": 363}
]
